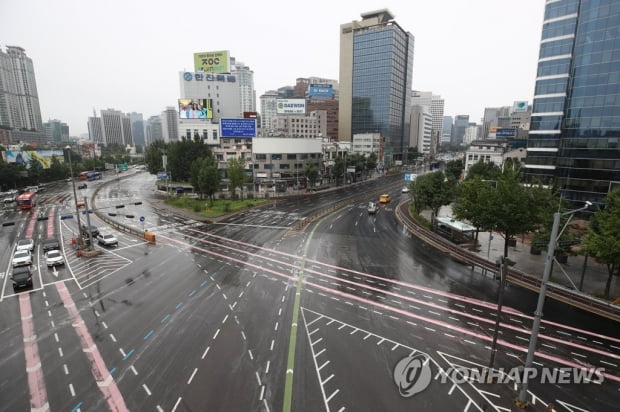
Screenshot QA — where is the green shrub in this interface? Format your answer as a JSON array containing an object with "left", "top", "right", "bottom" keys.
[
  {"left": 223, "top": 202, "right": 231, "bottom": 212},
  {"left": 193, "top": 203, "right": 202, "bottom": 212}
]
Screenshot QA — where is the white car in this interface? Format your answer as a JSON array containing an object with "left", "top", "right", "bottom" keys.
[
  {"left": 12, "top": 250, "right": 32, "bottom": 267},
  {"left": 97, "top": 233, "right": 118, "bottom": 246},
  {"left": 402, "top": 186, "right": 410, "bottom": 193},
  {"left": 45, "top": 250, "right": 65, "bottom": 267},
  {"left": 16, "top": 239, "right": 34, "bottom": 252}
]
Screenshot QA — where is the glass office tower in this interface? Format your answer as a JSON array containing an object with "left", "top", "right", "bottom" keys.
[
  {"left": 339, "top": 10, "right": 414, "bottom": 166},
  {"left": 525, "top": 0, "right": 620, "bottom": 205}
]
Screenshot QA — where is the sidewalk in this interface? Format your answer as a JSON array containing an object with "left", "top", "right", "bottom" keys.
[{"left": 423, "top": 206, "right": 619, "bottom": 300}]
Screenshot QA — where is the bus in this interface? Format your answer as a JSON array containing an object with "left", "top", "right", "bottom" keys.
[
  {"left": 87, "top": 171, "right": 102, "bottom": 181},
  {"left": 16, "top": 191, "right": 36, "bottom": 210},
  {"left": 78, "top": 170, "right": 96, "bottom": 181}
]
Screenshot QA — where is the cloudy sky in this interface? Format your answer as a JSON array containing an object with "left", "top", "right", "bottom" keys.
[{"left": 1, "top": 0, "right": 545, "bottom": 136}]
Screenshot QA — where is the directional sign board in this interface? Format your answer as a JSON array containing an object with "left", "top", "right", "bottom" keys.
[
  {"left": 157, "top": 171, "right": 168, "bottom": 180},
  {"left": 404, "top": 173, "right": 418, "bottom": 181}
]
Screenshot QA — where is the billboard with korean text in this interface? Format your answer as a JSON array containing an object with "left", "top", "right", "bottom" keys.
[
  {"left": 220, "top": 118, "right": 256, "bottom": 138},
  {"left": 276, "top": 99, "right": 306, "bottom": 114},
  {"left": 193, "top": 50, "right": 230, "bottom": 73},
  {"left": 308, "top": 84, "right": 334, "bottom": 99}
]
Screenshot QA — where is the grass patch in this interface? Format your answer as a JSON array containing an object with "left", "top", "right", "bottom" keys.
[
  {"left": 165, "top": 196, "right": 268, "bottom": 218},
  {"left": 409, "top": 206, "right": 431, "bottom": 229}
]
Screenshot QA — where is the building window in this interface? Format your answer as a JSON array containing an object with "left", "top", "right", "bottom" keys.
[
  {"left": 255, "top": 154, "right": 266, "bottom": 161},
  {"left": 272, "top": 154, "right": 282, "bottom": 160},
  {"left": 287, "top": 154, "right": 297, "bottom": 160}
]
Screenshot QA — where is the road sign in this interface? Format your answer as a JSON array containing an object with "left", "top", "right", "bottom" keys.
[
  {"left": 157, "top": 171, "right": 168, "bottom": 180},
  {"left": 139, "top": 216, "right": 145, "bottom": 222},
  {"left": 404, "top": 173, "right": 418, "bottom": 181}
]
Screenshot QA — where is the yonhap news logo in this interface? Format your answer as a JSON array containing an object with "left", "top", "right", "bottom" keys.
[{"left": 393, "top": 354, "right": 432, "bottom": 397}]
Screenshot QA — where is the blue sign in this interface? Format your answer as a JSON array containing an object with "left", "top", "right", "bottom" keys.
[
  {"left": 220, "top": 118, "right": 256, "bottom": 138},
  {"left": 139, "top": 216, "right": 145, "bottom": 222},
  {"left": 308, "top": 84, "right": 334, "bottom": 99},
  {"left": 60, "top": 215, "right": 73, "bottom": 220},
  {"left": 157, "top": 171, "right": 168, "bottom": 180},
  {"left": 404, "top": 173, "right": 418, "bottom": 182},
  {"left": 496, "top": 127, "right": 517, "bottom": 138}
]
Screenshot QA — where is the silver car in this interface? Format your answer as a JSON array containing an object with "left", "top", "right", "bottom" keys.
[
  {"left": 97, "top": 233, "right": 118, "bottom": 246},
  {"left": 12, "top": 250, "right": 32, "bottom": 266},
  {"left": 16, "top": 239, "right": 34, "bottom": 252},
  {"left": 45, "top": 250, "right": 65, "bottom": 267}
]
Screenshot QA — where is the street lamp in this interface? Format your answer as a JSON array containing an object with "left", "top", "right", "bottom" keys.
[
  {"left": 66, "top": 146, "right": 84, "bottom": 249},
  {"left": 515, "top": 200, "right": 592, "bottom": 408}
]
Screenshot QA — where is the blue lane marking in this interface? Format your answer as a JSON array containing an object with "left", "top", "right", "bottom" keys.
[
  {"left": 189, "top": 290, "right": 196, "bottom": 297},
  {"left": 161, "top": 314, "right": 170, "bottom": 323},
  {"left": 71, "top": 402, "right": 83, "bottom": 412},
  {"left": 200, "top": 280, "right": 207, "bottom": 287},
  {"left": 123, "top": 349, "right": 135, "bottom": 360},
  {"left": 143, "top": 330, "right": 154, "bottom": 340},
  {"left": 176, "top": 301, "right": 183, "bottom": 309},
  {"left": 109, "top": 367, "right": 116, "bottom": 375}
]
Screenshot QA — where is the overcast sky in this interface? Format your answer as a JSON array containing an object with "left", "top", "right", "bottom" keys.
[{"left": 1, "top": 0, "right": 545, "bottom": 136}]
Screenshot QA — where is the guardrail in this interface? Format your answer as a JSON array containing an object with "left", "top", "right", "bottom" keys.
[
  {"left": 291, "top": 181, "right": 404, "bottom": 231},
  {"left": 91, "top": 172, "right": 147, "bottom": 239},
  {"left": 394, "top": 201, "right": 620, "bottom": 322}
]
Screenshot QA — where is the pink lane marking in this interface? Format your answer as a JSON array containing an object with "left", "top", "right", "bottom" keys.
[
  {"left": 185, "top": 229, "right": 620, "bottom": 344},
  {"left": 160, "top": 232, "right": 620, "bottom": 382},
  {"left": 19, "top": 294, "right": 49, "bottom": 411},
  {"left": 25, "top": 213, "right": 38, "bottom": 239},
  {"left": 303, "top": 280, "right": 620, "bottom": 383},
  {"left": 55, "top": 282, "right": 128, "bottom": 412},
  {"left": 46, "top": 208, "right": 55, "bottom": 238}
]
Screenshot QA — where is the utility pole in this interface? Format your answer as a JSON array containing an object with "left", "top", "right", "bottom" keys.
[{"left": 488, "top": 257, "right": 506, "bottom": 374}]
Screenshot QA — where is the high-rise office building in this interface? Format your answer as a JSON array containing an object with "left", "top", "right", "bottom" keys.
[
  {"left": 442, "top": 116, "right": 453, "bottom": 144},
  {"left": 259, "top": 90, "right": 279, "bottom": 136},
  {"left": 525, "top": 0, "right": 620, "bottom": 205},
  {"left": 43, "top": 120, "right": 69, "bottom": 143},
  {"left": 231, "top": 57, "right": 256, "bottom": 113},
  {"left": 0, "top": 46, "right": 44, "bottom": 144},
  {"left": 162, "top": 107, "right": 179, "bottom": 143},
  {"left": 412, "top": 91, "right": 444, "bottom": 154},
  {"left": 339, "top": 9, "right": 415, "bottom": 165},
  {"left": 145, "top": 115, "right": 164, "bottom": 145},
  {"left": 452, "top": 115, "right": 470, "bottom": 146},
  {"left": 128, "top": 112, "right": 145, "bottom": 147}
]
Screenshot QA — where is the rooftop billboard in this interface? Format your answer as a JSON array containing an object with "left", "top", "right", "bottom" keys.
[
  {"left": 276, "top": 99, "right": 306, "bottom": 115},
  {"left": 308, "top": 84, "right": 334, "bottom": 99},
  {"left": 193, "top": 50, "right": 230, "bottom": 73}
]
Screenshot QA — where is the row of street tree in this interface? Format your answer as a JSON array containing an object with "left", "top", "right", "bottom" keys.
[{"left": 408, "top": 159, "right": 620, "bottom": 298}]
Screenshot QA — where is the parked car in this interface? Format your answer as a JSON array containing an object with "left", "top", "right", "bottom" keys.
[
  {"left": 45, "top": 250, "right": 65, "bottom": 267},
  {"left": 16, "top": 239, "right": 34, "bottom": 252},
  {"left": 11, "top": 265, "right": 33, "bottom": 291},
  {"left": 97, "top": 233, "right": 118, "bottom": 246},
  {"left": 77, "top": 183, "right": 87, "bottom": 189},
  {"left": 42, "top": 238, "right": 60, "bottom": 252},
  {"left": 12, "top": 250, "right": 32, "bottom": 267},
  {"left": 379, "top": 194, "right": 391, "bottom": 204},
  {"left": 367, "top": 201, "right": 378, "bottom": 214}
]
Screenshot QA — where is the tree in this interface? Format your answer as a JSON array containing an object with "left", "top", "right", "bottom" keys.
[
  {"left": 445, "top": 159, "right": 464, "bottom": 181},
  {"left": 465, "top": 160, "right": 502, "bottom": 181},
  {"left": 333, "top": 156, "right": 346, "bottom": 185},
  {"left": 305, "top": 161, "right": 319, "bottom": 188},
  {"left": 410, "top": 171, "right": 455, "bottom": 217},
  {"left": 190, "top": 155, "right": 220, "bottom": 201},
  {"left": 144, "top": 140, "right": 168, "bottom": 174},
  {"left": 227, "top": 157, "right": 246, "bottom": 199},
  {"left": 454, "top": 164, "right": 554, "bottom": 258},
  {"left": 366, "top": 152, "right": 378, "bottom": 172},
  {"left": 167, "top": 139, "right": 211, "bottom": 182},
  {"left": 583, "top": 189, "right": 620, "bottom": 298}
]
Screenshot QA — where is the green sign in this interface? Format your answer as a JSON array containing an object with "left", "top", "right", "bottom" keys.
[{"left": 118, "top": 163, "right": 128, "bottom": 171}]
